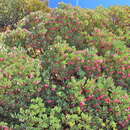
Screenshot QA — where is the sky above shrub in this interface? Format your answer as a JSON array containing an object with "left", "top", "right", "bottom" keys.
[{"left": 49, "top": 0, "right": 130, "bottom": 8}]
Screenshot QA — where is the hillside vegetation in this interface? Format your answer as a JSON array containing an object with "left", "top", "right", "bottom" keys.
[{"left": 0, "top": 2, "right": 130, "bottom": 129}]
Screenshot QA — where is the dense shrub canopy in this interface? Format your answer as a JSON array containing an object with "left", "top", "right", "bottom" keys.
[
  {"left": 0, "top": 48, "right": 41, "bottom": 122},
  {"left": 0, "top": 0, "right": 25, "bottom": 27},
  {"left": 0, "top": 2, "right": 130, "bottom": 129},
  {"left": 0, "top": 0, "right": 50, "bottom": 28}
]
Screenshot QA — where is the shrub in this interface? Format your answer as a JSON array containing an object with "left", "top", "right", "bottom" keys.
[
  {"left": 8, "top": 77, "right": 130, "bottom": 129},
  {"left": 0, "top": 47, "right": 42, "bottom": 124},
  {"left": 43, "top": 76, "right": 129, "bottom": 129},
  {"left": 79, "top": 77, "right": 130, "bottom": 129},
  {"left": 103, "top": 41, "right": 130, "bottom": 90},
  {"left": 0, "top": 25, "right": 47, "bottom": 57},
  {"left": 0, "top": 0, "right": 25, "bottom": 27},
  {"left": 2, "top": 11, "right": 49, "bottom": 57},
  {"left": 0, "top": 0, "right": 50, "bottom": 28},
  {"left": 42, "top": 42, "right": 104, "bottom": 83},
  {"left": 24, "top": 0, "right": 50, "bottom": 14},
  {"left": 87, "top": 28, "right": 117, "bottom": 55},
  {"left": 17, "top": 7, "right": 86, "bottom": 49},
  {"left": 0, "top": 28, "right": 31, "bottom": 47},
  {"left": 12, "top": 97, "right": 93, "bottom": 129},
  {"left": 42, "top": 41, "right": 130, "bottom": 90},
  {"left": 13, "top": 97, "right": 62, "bottom": 129},
  {"left": 13, "top": 4, "right": 130, "bottom": 55}
]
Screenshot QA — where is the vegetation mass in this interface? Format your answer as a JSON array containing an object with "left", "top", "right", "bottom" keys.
[{"left": 0, "top": 1, "right": 130, "bottom": 129}]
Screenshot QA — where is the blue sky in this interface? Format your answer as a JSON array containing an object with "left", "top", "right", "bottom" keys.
[{"left": 49, "top": 0, "right": 130, "bottom": 8}]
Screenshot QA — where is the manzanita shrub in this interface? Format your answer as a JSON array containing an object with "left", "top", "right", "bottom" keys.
[
  {"left": 103, "top": 41, "right": 130, "bottom": 90},
  {"left": 1, "top": 3, "right": 129, "bottom": 54},
  {"left": 0, "top": 28, "right": 31, "bottom": 47},
  {"left": 0, "top": 47, "right": 42, "bottom": 124},
  {"left": 5, "top": 77, "right": 130, "bottom": 129},
  {"left": 0, "top": 0, "right": 25, "bottom": 27},
  {"left": 0, "top": 0, "right": 50, "bottom": 28},
  {"left": 42, "top": 41, "right": 130, "bottom": 91},
  {"left": 42, "top": 41, "right": 104, "bottom": 82},
  {"left": 23, "top": 0, "right": 50, "bottom": 14},
  {"left": 1, "top": 11, "right": 50, "bottom": 57}
]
